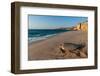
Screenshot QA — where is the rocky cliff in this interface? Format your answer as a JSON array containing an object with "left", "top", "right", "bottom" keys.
[{"left": 73, "top": 22, "right": 88, "bottom": 32}]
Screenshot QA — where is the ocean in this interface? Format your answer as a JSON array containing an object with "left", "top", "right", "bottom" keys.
[{"left": 28, "top": 29, "right": 68, "bottom": 43}]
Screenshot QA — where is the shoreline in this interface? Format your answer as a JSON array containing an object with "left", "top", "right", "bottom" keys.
[
  {"left": 28, "top": 30, "right": 88, "bottom": 60},
  {"left": 28, "top": 30, "right": 71, "bottom": 45}
]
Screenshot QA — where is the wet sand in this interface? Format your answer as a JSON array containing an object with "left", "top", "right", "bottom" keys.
[{"left": 28, "top": 31, "right": 88, "bottom": 60}]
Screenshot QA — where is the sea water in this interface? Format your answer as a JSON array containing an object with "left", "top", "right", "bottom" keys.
[{"left": 28, "top": 29, "right": 68, "bottom": 43}]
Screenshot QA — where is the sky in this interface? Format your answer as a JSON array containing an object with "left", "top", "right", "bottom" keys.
[{"left": 28, "top": 15, "right": 88, "bottom": 29}]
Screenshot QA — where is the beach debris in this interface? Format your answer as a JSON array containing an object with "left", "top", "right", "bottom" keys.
[
  {"left": 59, "top": 43, "right": 86, "bottom": 57},
  {"left": 79, "top": 51, "right": 87, "bottom": 57},
  {"left": 59, "top": 43, "right": 66, "bottom": 54}
]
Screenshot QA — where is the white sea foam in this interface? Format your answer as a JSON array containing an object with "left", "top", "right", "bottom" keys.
[{"left": 28, "top": 34, "right": 57, "bottom": 43}]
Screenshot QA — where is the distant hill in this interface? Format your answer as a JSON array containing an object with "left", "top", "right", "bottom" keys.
[
  {"left": 53, "top": 21, "right": 88, "bottom": 32},
  {"left": 56, "top": 27, "right": 73, "bottom": 30}
]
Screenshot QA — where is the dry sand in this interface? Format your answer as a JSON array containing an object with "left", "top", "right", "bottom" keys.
[{"left": 28, "top": 31, "right": 88, "bottom": 60}]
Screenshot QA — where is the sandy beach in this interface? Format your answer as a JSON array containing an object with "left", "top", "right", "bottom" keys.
[{"left": 28, "top": 30, "right": 88, "bottom": 60}]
